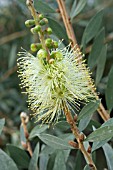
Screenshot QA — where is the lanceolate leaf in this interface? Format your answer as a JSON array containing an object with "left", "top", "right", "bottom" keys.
[
  {"left": 92, "top": 118, "right": 113, "bottom": 151},
  {"left": 78, "top": 100, "right": 100, "bottom": 120},
  {"left": 105, "top": 66, "right": 113, "bottom": 111},
  {"left": 103, "top": 143, "right": 113, "bottom": 170},
  {"left": 82, "top": 10, "right": 104, "bottom": 47},
  {"left": 34, "top": 0, "right": 55, "bottom": 13},
  {"left": 28, "top": 143, "right": 39, "bottom": 170},
  {"left": 102, "top": 118, "right": 113, "bottom": 127},
  {"left": 7, "top": 144, "right": 30, "bottom": 169},
  {"left": 70, "top": 0, "right": 77, "bottom": 19},
  {"left": 75, "top": 151, "right": 82, "bottom": 170},
  {"left": 92, "top": 138, "right": 110, "bottom": 152},
  {"left": 55, "top": 121, "right": 70, "bottom": 131},
  {"left": 53, "top": 151, "right": 66, "bottom": 170},
  {"left": 70, "top": 0, "right": 87, "bottom": 19},
  {"left": 47, "top": 17, "right": 68, "bottom": 41},
  {"left": 95, "top": 44, "right": 107, "bottom": 85},
  {"left": 0, "top": 149, "right": 18, "bottom": 170},
  {"left": 0, "top": 118, "right": 5, "bottom": 135},
  {"left": 20, "top": 125, "right": 26, "bottom": 143},
  {"left": 78, "top": 114, "right": 92, "bottom": 132},
  {"left": 29, "top": 124, "right": 48, "bottom": 139},
  {"left": 38, "top": 134, "right": 73, "bottom": 150},
  {"left": 88, "top": 28, "right": 105, "bottom": 69},
  {"left": 85, "top": 125, "right": 113, "bottom": 142}
]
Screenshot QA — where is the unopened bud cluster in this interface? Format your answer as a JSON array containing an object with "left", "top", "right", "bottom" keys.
[{"left": 25, "top": 13, "right": 58, "bottom": 64}]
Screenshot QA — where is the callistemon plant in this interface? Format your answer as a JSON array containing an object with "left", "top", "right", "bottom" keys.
[{"left": 17, "top": 12, "right": 96, "bottom": 124}]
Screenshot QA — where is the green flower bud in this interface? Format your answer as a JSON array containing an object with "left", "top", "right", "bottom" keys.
[
  {"left": 43, "top": 18, "right": 48, "bottom": 24},
  {"left": 30, "top": 43, "right": 42, "bottom": 52},
  {"left": 37, "top": 49, "right": 48, "bottom": 59},
  {"left": 50, "top": 51, "right": 63, "bottom": 61},
  {"left": 36, "top": 43, "right": 42, "bottom": 50},
  {"left": 55, "top": 51, "right": 63, "bottom": 61},
  {"left": 45, "top": 38, "right": 53, "bottom": 49},
  {"left": 30, "top": 44, "right": 37, "bottom": 52},
  {"left": 53, "top": 41, "right": 58, "bottom": 48},
  {"left": 34, "top": 25, "right": 41, "bottom": 32},
  {"left": 39, "top": 18, "right": 48, "bottom": 25},
  {"left": 39, "top": 14, "right": 44, "bottom": 20},
  {"left": 25, "top": 20, "right": 35, "bottom": 27},
  {"left": 47, "top": 27, "right": 52, "bottom": 34}
]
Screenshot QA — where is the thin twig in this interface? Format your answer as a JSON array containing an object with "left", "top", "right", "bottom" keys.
[
  {"left": 64, "top": 105, "right": 97, "bottom": 170},
  {"left": 0, "top": 30, "right": 28, "bottom": 46},
  {"left": 20, "top": 112, "right": 33, "bottom": 156},
  {"left": 56, "top": 0, "right": 109, "bottom": 122}
]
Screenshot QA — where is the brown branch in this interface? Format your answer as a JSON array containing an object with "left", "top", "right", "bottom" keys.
[
  {"left": 56, "top": 0, "right": 77, "bottom": 47},
  {"left": 64, "top": 105, "right": 97, "bottom": 170},
  {"left": 0, "top": 30, "right": 28, "bottom": 46},
  {"left": 56, "top": 0, "right": 109, "bottom": 122},
  {"left": 20, "top": 112, "right": 33, "bottom": 156}
]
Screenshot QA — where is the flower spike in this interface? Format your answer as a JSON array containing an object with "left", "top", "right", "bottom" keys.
[{"left": 17, "top": 44, "right": 96, "bottom": 124}]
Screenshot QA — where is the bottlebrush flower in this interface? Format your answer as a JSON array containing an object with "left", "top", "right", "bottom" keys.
[{"left": 17, "top": 45, "right": 96, "bottom": 124}]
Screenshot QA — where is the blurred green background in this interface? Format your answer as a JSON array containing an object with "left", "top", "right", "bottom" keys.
[{"left": 0, "top": 0, "right": 113, "bottom": 164}]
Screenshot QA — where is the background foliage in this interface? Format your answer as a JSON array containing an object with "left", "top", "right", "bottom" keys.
[{"left": 0, "top": 0, "right": 113, "bottom": 169}]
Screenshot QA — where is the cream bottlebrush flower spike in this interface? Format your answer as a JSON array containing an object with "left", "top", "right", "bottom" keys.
[{"left": 17, "top": 44, "right": 96, "bottom": 124}]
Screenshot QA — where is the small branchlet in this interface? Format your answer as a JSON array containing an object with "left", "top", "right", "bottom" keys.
[
  {"left": 20, "top": 112, "right": 32, "bottom": 156},
  {"left": 68, "top": 141, "right": 79, "bottom": 149}
]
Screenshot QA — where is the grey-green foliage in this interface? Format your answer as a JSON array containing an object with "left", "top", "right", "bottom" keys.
[{"left": 0, "top": 0, "right": 113, "bottom": 170}]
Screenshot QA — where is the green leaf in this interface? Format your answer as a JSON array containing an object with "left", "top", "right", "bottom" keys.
[
  {"left": 20, "top": 125, "right": 26, "bottom": 143},
  {"left": 78, "top": 100, "right": 100, "bottom": 120},
  {"left": 78, "top": 114, "right": 92, "bottom": 132},
  {"left": 29, "top": 124, "right": 48, "bottom": 139},
  {"left": 28, "top": 143, "right": 39, "bottom": 170},
  {"left": 7, "top": 144, "right": 30, "bottom": 169},
  {"left": 70, "top": 0, "right": 87, "bottom": 19},
  {"left": 87, "top": 120, "right": 101, "bottom": 131},
  {"left": 92, "top": 138, "right": 110, "bottom": 152},
  {"left": 70, "top": 0, "right": 77, "bottom": 19},
  {"left": 0, "top": 149, "right": 18, "bottom": 170},
  {"left": 47, "top": 152, "right": 56, "bottom": 170},
  {"left": 75, "top": 151, "right": 82, "bottom": 170},
  {"left": 95, "top": 44, "right": 107, "bottom": 85},
  {"left": 47, "top": 17, "right": 68, "bottom": 41},
  {"left": 38, "top": 134, "right": 73, "bottom": 150},
  {"left": 103, "top": 143, "right": 113, "bottom": 170},
  {"left": 102, "top": 118, "right": 113, "bottom": 127},
  {"left": 105, "top": 66, "right": 113, "bottom": 111},
  {"left": 85, "top": 125, "right": 113, "bottom": 142},
  {"left": 39, "top": 156, "right": 49, "bottom": 170},
  {"left": 34, "top": 0, "right": 55, "bottom": 13},
  {"left": 40, "top": 146, "right": 55, "bottom": 156},
  {"left": 84, "top": 165, "right": 90, "bottom": 170},
  {"left": 92, "top": 118, "right": 113, "bottom": 151},
  {"left": 0, "top": 118, "right": 5, "bottom": 135},
  {"left": 55, "top": 121, "right": 70, "bottom": 131},
  {"left": 92, "top": 118, "right": 113, "bottom": 152},
  {"left": 82, "top": 10, "right": 104, "bottom": 47},
  {"left": 88, "top": 28, "right": 105, "bottom": 69},
  {"left": 63, "top": 150, "right": 70, "bottom": 162},
  {"left": 53, "top": 151, "right": 66, "bottom": 170}
]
